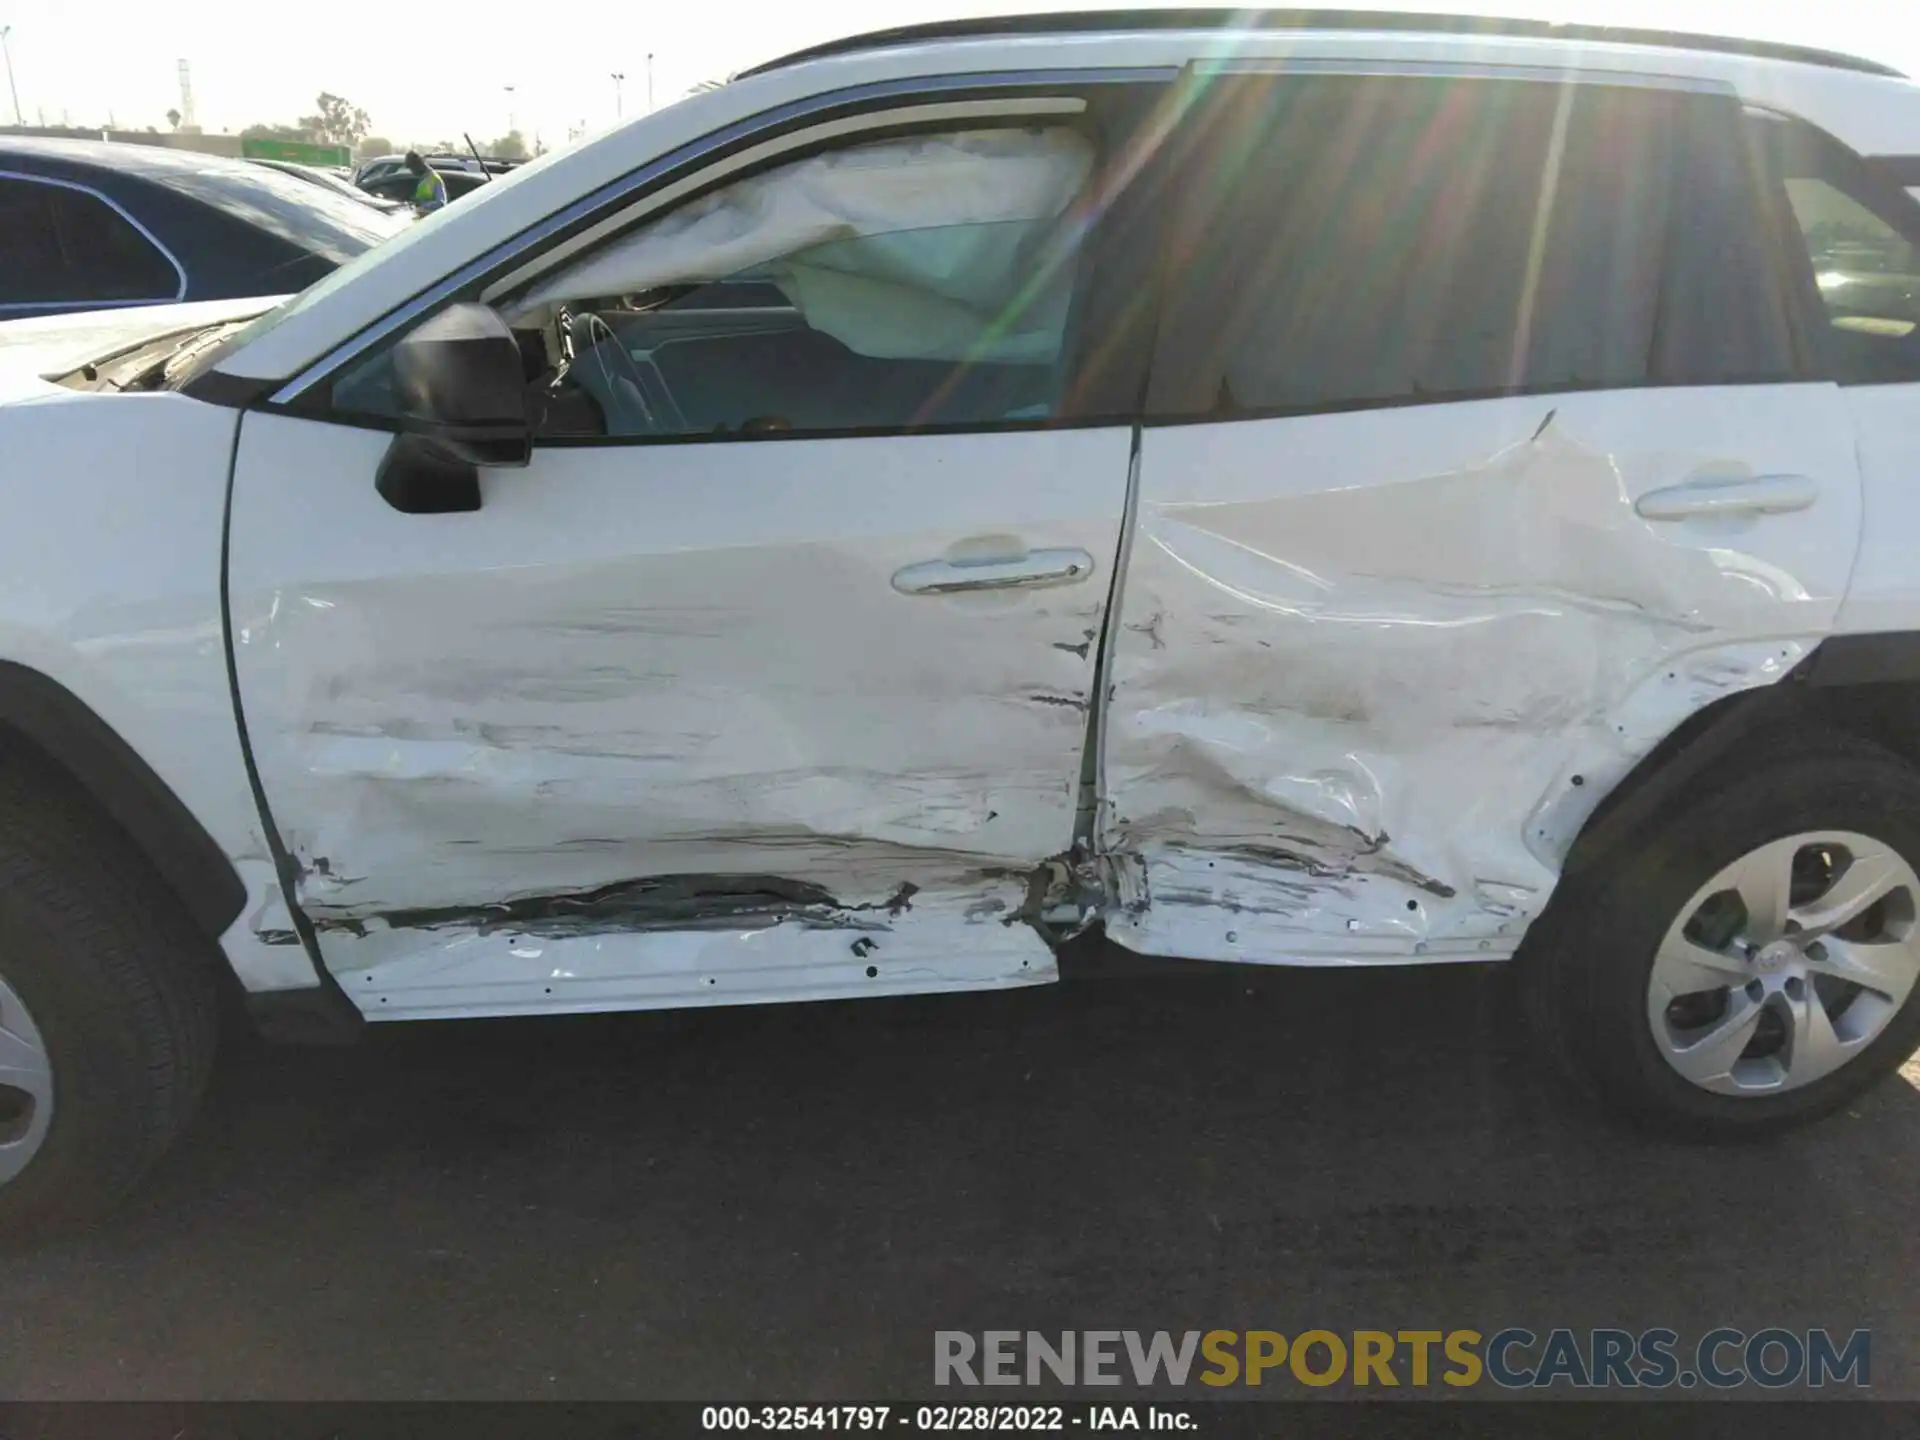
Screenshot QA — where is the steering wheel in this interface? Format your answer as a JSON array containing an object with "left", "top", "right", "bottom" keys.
[{"left": 566, "top": 312, "right": 686, "bottom": 437}]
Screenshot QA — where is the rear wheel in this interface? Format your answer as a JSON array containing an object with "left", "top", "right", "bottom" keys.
[
  {"left": 1524, "top": 733, "right": 1920, "bottom": 1136},
  {"left": 0, "top": 973, "right": 54, "bottom": 1193},
  {"left": 1644, "top": 831, "right": 1919, "bottom": 1099}
]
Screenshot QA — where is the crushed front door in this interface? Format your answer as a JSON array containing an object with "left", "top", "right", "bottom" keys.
[{"left": 227, "top": 417, "right": 1134, "bottom": 1016}]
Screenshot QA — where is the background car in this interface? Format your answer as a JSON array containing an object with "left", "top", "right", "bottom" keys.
[
  {"left": 248, "top": 156, "right": 406, "bottom": 214},
  {"left": 0, "top": 137, "right": 408, "bottom": 318},
  {"left": 350, "top": 153, "right": 409, "bottom": 187},
  {"left": 353, "top": 151, "right": 519, "bottom": 204}
]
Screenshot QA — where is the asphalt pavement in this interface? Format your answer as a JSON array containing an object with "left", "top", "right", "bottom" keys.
[{"left": 3, "top": 947, "right": 1918, "bottom": 1400}]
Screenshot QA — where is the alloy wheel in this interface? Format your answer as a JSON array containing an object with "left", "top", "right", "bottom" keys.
[
  {"left": 0, "top": 971, "right": 52, "bottom": 1185},
  {"left": 1647, "top": 831, "right": 1920, "bottom": 1095}
]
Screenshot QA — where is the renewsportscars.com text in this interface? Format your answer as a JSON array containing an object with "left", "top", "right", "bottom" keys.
[{"left": 934, "top": 1328, "right": 1871, "bottom": 1390}]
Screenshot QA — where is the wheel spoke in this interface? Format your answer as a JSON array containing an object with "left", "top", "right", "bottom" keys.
[
  {"left": 0, "top": 1019, "right": 48, "bottom": 1094},
  {"left": 1650, "top": 930, "right": 1750, "bottom": 998},
  {"left": 1719, "top": 838, "right": 1797, "bottom": 944},
  {"left": 1665, "top": 993, "right": 1765, "bottom": 1087},
  {"left": 1652, "top": 830, "right": 1920, "bottom": 1098},
  {"left": 1782, "top": 984, "right": 1852, "bottom": 1085},
  {"left": 0, "top": 979, "right": 50, "bottom": 1186},
  {"left": 1805, "top": 935, "right": 1920, "bottom": 1002},
  {"left": 1793, "top": 850, "right": 1907, "bottom": 938}
]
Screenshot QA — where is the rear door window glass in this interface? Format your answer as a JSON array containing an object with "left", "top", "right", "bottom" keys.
[
  {"left": 0, "top": 177, "right": 179, "bottom": 307},
  {"left": 1148, "top": 77, "right": 1794, "bottom": 418}
]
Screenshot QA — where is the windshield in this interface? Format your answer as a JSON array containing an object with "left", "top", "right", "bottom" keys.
[{"left": 154, "top": 160, "right": 407, "bottom": 264}]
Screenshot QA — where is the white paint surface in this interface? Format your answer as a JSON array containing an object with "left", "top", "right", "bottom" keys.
[
  {"left": 0, "top": 295, "right": 283, "bottom": 376},
  {"left": 0, "top": 386, "right": 315, "bottom": 991},
  {"left": 1103, "top": 387, "right": 1861, "bottom": 964},
  {"left": 227, "top": 414, "right": 1130, "bottom": 1001},
  {"left": 1834, "top": 384, "right": 1920, "bottom": 636}
]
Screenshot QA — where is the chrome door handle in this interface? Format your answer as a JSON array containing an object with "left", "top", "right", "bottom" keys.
[
  {"left": 892, "top": 548, "right": 1096, "bottom": 596},
  {"left": 1634, "top": 474, "right": 1819, "bottom": 521}
]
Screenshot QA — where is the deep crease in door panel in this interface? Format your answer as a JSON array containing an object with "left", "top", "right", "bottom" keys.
[
  {"left": 225, "top": 426, "right": 1125, "bottom": 967},
  {"left": 244, "top": 561, "right": 1107, "bottom": 925},
  {"left": 1099, "top": 390, "right": 1851, "bottom": 963}
]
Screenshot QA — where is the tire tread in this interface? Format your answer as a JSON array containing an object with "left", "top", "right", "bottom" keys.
[
  {"left": 0, "top": 739, "right": 220, "bottom": 1234},
  {"left": 1522, "top": 728, "right": 1920, "bottom": 1138}
]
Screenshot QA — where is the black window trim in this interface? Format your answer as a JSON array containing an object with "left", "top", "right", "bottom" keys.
[
  {"left": 1752, "top": 114, "right": 1920, "bottom": 248},
  {"left": 1752, "top": 110, "right": 1920, "bottom": 388},
  {"left": 1868, "top": 155, "right": 1920, "bottom": 190},
  {"left": 0, "top": 168, "right": 188, "bottom": 313},
  {"left": 1140, "top": 64, "right": 1812, "bottom": 429}
]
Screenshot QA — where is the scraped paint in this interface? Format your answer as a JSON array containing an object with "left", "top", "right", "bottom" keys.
[
  {"left": 225, "top": 414, "right": 1133, "bottom": 1010},
  {"left": 1102, "top": 385, "right": 1861, "bottom": 963},
  {"left": 326, "top": 879, "right": 1052, "bottom": 1029}
]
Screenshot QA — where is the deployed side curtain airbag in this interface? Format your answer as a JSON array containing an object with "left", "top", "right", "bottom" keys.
[{"left": 520, "top": 127, "right": 1095, "bottom": 362}]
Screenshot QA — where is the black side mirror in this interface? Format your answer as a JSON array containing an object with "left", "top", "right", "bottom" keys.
[
  {"left": 394, "top": 302, "right": 531, "bottom": 465},
  {"left": 377, "top": 303, "right": 531, "bottom": 514}
]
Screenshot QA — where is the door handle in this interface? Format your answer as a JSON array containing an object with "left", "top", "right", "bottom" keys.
[
  {"left": 1634, "top": 474, "right": 1819, "bottom": 521},
  {"left": 892, "top": 548, "right": 1096, "bottom": 596}
]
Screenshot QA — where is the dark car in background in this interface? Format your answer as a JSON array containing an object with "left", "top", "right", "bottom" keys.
[
  {"left": 248, "top": 156, "right": 406, "bottom": 214},
  {"left": 0, "top": 137, "right": 408, "bottom": 318},
  {"left": 355, "top": 152, "right": 518, "bottom": 204}
]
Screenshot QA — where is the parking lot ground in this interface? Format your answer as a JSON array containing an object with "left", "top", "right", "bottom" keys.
[{"left": 3, "top": 950, "right": 1918, "bottom": 1400}]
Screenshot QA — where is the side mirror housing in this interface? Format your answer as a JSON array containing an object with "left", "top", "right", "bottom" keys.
[
  {"left": 377, "top": 303, "right": 531, "bottom": 514},
  {"left": 392, "top": 302, "right": 532, "bottom": 467}
]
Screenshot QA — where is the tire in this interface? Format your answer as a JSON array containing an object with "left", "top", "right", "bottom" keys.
[
  {"left": 1521, "top": 730, "right": 1920, "bottom": 1138},
  {"left": 0, "top": 743, "right": 220, "bottom": 1240}
]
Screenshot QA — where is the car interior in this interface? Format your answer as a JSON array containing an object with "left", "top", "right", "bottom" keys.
[{"left": 333, "top": 124, "right": 1095, "bottom": 440}]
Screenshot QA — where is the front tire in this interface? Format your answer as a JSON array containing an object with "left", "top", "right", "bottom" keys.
[
  {"left": 0, "top": 748, "right": 219, "bottom": 1240},
  {"left": 1523, "top": 732, "right": 1920, "bottom": 1137}
]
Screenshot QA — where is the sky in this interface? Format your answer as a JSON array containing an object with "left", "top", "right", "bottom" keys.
[{"left": 2, "top": 0, "right": 1917, "bottom": 150}]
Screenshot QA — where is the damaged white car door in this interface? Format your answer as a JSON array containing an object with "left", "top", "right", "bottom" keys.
[
  {"left": 1102, "top": 71, "right": 1864, "bottom": 964},
  {"left": 225, "top": 102, "right": 1166, "bottom": 1017}
]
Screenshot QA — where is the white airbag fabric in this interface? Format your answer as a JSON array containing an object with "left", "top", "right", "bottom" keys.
[{"left": 522, "top": 128, "right": 1094, "bottom": 362}]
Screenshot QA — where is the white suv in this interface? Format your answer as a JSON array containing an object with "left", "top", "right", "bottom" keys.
[{"left": 3, "top": 10, "right": 1920, "bottom": 1236}]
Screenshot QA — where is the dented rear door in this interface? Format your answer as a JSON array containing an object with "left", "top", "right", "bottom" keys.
[{"left": 1100, "top": 71, "right": 1863, "bottom": 964}]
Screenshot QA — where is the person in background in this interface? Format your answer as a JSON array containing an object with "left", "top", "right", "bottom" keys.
[{"left": 405, "top": 151, "right": 448, "bottom": 214}]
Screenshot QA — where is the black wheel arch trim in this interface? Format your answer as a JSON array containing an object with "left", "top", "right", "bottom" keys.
[
  {"left": 0, "top": 661, "right": 246, "bottom": 940},
  {"left": 1869, "top": 155, "right": 1920, "bottom": 190},
  {"left": 244, "top": 985, "right": 365, "bottom": 1045},
  {"left": 1795, "top": 630, "right": 1920, "bottom": 688}
]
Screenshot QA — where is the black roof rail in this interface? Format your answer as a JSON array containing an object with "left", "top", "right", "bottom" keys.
[{"left": 741, "top": 9, "right": 1904, "bottom": 81}]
